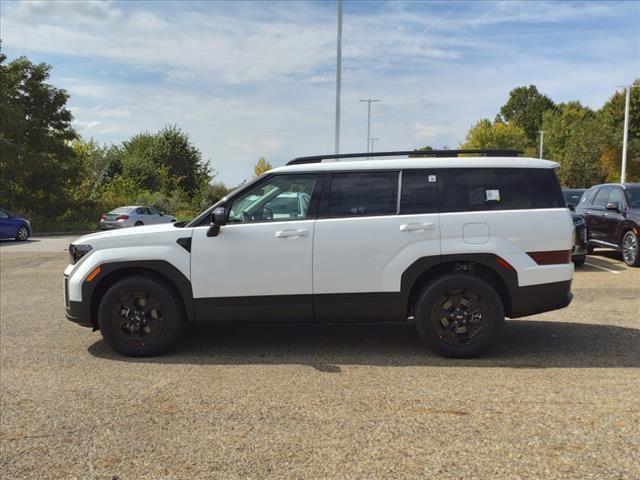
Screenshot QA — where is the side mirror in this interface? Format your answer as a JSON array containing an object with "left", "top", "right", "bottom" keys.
[
  {"left": 605, "top": 202, "right": 619, "bottom": 212},
  {"left": 206, "top": 207, "right": 227, "bottom": 237},
  {"left": 567, "top": 203, "right": 575, "bottom": 211}
]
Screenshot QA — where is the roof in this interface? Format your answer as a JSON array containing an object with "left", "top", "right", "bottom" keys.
[{"left": 271, "top": 156, "right": 559, "bottom": 174}]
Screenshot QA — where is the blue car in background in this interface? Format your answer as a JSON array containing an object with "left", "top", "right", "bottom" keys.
[{"left": 0, "top": 208, "right": 32, "bottom": 241}]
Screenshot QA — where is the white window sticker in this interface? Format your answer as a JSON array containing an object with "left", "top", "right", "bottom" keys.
[
  {"left": 485, "top": 189, "right": 500, "bottom": 202},
  {"left": 428, "top": 175, "right": 437, "bottom": 182}
]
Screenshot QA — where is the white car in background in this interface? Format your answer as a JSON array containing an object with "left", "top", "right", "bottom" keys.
[{"left": 99, "top": 206, "right": 176, "bottom": 230}]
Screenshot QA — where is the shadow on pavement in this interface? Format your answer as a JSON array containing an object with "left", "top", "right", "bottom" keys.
[
  {"left": 0, "top": 239, "right": 40, "bottom": 246},
  {"left": 88, "top": 319, "right": 640, "bottom": 370}
]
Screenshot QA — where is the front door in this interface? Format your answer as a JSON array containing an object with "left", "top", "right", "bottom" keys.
[{"left": 190, "top": 173, "right": 320, "bottom": 323}]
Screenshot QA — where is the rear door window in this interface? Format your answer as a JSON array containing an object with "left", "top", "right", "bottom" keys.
[
  {"left": 400, "top": 170, "right": 439, "bottom": 214},
  {"left": 327, "top": 172, "right": 398, "bottom": 217}
]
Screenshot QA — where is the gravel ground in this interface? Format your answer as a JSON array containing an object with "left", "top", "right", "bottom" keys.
[{"left": 1, "top": 240, "right": 639, "bottom": 479}]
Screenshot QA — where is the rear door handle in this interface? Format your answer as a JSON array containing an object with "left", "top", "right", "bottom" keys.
[
  {"left": 275, "top": 229, "right": 309, "bottom": 238},
  {"left": 400, "top": 222, "right": 435, "bottom": 232}
]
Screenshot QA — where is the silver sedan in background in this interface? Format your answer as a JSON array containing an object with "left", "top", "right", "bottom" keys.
[{"left": 99, "top": 206, "right": 177, "bottom": 230}]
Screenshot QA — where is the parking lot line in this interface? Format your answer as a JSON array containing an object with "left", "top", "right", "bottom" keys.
[{"left": 584, "top": 262, "right": 622, "bottom": 274}]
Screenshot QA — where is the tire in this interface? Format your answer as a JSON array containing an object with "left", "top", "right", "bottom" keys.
[
  {"left": 621, "top": 231, "right": 640, "bottom": 267},
  {"left": 414, "top": 273, "right": 505, "bottom": 358},
  {"left": 572, "top": 255, "right": 586, "bottom": 267},
  {"left": 134, "top": 221, "right": 143, "bottom": 226},
  {"left": 97, "top": 275, "right": 185, "bottom": 356},
  {"left": 15, "top": 226, "right": 29, "bottom": 241}
]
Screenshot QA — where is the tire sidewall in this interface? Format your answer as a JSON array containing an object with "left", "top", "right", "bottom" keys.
[
  {"left": 97, "top": 276, "right": 184, "bottom": 356},
  {"left": 622, "top": 231, "right": 640, "bottom": 267},
  {"left": 572, "top": 255, "right": 586, "bottom": 267},
  {"left": 16, "top": 226, "right": 29, "bottom": 241},
  {"left": 415, "top": 274, "right": 505, "bottom": 358}
]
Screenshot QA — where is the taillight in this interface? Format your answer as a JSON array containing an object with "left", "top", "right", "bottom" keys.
[
  {"left": 100, "top": 214, "right": 106, "bottom": 220},
  {"left": 116, "top": 215, "right": 129, "bottom": 221},
  {"left": 527, "top": 250, "right": 571, "bottom": 265}
]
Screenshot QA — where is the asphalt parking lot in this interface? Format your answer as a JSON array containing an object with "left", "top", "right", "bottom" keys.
[{"left": 1, "top": 237, "right": 639, "bottom": 479}]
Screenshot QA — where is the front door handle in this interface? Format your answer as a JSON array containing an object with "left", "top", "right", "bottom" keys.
[
  {"left": 275, "top": 229, "right": 309, "bottom": 238},
  {"left": 400, "top": 222, "right": 435, "bottom": 232}
]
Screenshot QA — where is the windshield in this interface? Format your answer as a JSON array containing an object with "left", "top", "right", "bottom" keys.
[{"left": 624, "top": 186, "right": 640, "bottom": 208}]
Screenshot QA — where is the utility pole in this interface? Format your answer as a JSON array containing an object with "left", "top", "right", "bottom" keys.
[
  {"left": 359, "top": 98, "right": 380, "bottom": 152},
  {"left": 370, "top": 137, "right": 379, "bottom": 153},
  {"left": 538, "top": 130, "right": 545, "bottom": 159},
  {"left": 334, "top": 0, "right": 343, "bottom": 154},
  {"left": 621, "top": 85, "right": 631, "bottom": 183}
]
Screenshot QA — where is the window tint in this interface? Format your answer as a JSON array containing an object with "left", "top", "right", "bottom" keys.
[
  {"left": 625, "top": 186, "right": 640, "bottom": 208},
  {"left": 608, "top": 188, "right": 625, "bottom": 206},
  {"left": 400, "top": 170, "right": 439, "bottom": 214},
  {"left": 327, "top": 172, "right": 398, "bottom": 217},
  {"left": 229, "top": 174, "right": 317, "bottom": 223},
  {"left": 440, "top": 168, "right": 565, "bottom": 212},
  {"left": 592, "top": 188, "right": 611, "bottom": 207},
  {"left": 136, "top": 208, "right": 150, "bottom": 215},
  {"left": 581, "top": 187, "right": 597, "bottom": 204}
]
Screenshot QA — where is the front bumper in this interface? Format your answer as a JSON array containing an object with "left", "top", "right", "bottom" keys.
[{"left": 64, "top": 274, "right": 92, "bottom": 327}]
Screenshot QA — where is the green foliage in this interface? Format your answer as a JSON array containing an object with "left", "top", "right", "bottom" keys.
[
  {"left": 460, "top": 118, "right": 535, "bottom": 155},
  {"left": 0, "top": 52, "right": 80, "bottom": 219},
  {"left": 498, "top": 85, "right": 556, "bottom": 142},
  {"left": 597, "top": 80, "right": 640, "bottom": 182},
  {"left": 541, "top": 102, "right": 606, "bottom": 187},
  {"left": 254, "top": 156, "right": 272, "bottom": 177}
]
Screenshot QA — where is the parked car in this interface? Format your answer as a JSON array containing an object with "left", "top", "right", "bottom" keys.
[
  {"left": 0, "top": 208, "right": 32, "bottom": 241},
  {"left": 65, "top": 149, "right": 574, "bottom": 358},
  {"left": 575, "top": 183, "right": 640, "bottom": 267},
  {"left": 570, "top": 213, "right": 587, "bottom": 267},
  {"left": 562, "top": 188, "right": 586, "bottom": 210},
  {"left": 99, "top": 206, "right": 176, "bottom": 230}
]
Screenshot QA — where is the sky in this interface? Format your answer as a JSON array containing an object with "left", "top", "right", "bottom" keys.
[{"left": 1, "top": 0, "right": 639, "bottom": 185}]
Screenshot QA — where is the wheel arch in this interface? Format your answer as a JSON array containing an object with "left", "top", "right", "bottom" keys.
[
  {"left": 401, "top": 254, "right": 517, "bottom": 318},
  {"left": 83, "top": 261, "right": 194, "bottom": 329},
  {"left": 619, "top": 221, "right": 639, "bottom": 245}
]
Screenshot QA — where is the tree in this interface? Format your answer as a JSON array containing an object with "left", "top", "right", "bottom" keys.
[
  {"left": 597, "top": 79, "right": 640, "bottom": 182},
  {"left": 254, "top": 157, "right": 272, "bottom": 177},
  {"left": 0, "top": 52, "right": 80, "bottom": 218},
  {"left": 459, "top": 118, "right": 534, "bottom": 155},
  {"left": 541, "top": 102, "right": 606, "bottom": 187},
  {"left": 498, "top": 85, "right": 556, "bottom": 142}
]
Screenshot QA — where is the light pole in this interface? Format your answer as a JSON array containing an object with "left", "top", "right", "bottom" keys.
[
  {"left": 538, "top": 130, "right": 545, "bottom": 159},
  {"left": 620, "top": 85, "right": 631, "bottom": 183},
  {"left": 359, "top": 98, "right": 380, "bottom": 152},
  {"left": 334, "top": 0, "right": 343, "bottom": 155},
  {"left": 370, "top": 137, "right": 379, "bottom": 153}
]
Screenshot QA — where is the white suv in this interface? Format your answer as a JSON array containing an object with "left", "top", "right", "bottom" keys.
[{"left": 64, "top": 149, "right": 574, "bottom": 358}]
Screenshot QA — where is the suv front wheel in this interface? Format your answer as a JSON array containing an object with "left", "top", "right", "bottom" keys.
[
  {"left": 97, "top": 275, "right": 185, "bottom": 356},
  {"left": 414, "top": 274, "right": 505, "bottom": 358}
]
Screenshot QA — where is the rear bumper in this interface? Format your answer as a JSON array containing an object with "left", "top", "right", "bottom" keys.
[{"left": 508, "top": 280, "right": 573, "bottom": 318}]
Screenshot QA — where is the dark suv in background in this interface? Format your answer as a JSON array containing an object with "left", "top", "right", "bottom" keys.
[{"left": 575, "top": 183, "right": 640, "bottom": 267}]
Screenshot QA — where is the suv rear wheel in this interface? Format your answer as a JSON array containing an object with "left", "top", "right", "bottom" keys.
[
  {"left": 97, "top": 275, "right": 185, "bottom": 356},
  {"left": 414, "top": 274, "right": 504, "bottom": 358},
  {"left": 621, "top": 231, "right": 640, "bottom": 267}
]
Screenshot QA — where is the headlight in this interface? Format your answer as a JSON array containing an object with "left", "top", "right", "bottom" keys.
[{"left": 69, "top": 244, "right": 92, "bottom": 264}]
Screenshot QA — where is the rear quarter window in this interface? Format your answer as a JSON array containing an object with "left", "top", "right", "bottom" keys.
[{"left": 440, "top": 168, "right": 565, "bottom": 212}]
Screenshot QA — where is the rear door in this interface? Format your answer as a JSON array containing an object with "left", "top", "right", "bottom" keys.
[
  {"left": 0, "top": 209, "right": 13, "bottom": 237},
  {"left": 312, "top": 170, "right": 440, "bottom": 321}
]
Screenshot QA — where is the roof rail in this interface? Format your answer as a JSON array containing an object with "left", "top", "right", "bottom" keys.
[{"left": 286, "top": 149, "right": 522, "bottom": 165}]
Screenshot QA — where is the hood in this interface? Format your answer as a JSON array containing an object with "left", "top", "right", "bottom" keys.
[{"left": 72, "top": 223, "right": 191, "bottom": 249}]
